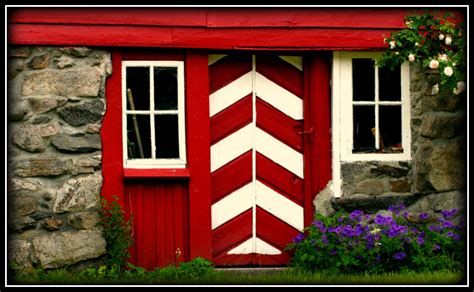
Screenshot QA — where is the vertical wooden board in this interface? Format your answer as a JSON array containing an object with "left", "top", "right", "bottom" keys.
[
  {"left": 186, "top": 51, "right": 213, "bottom": 260},
  {"left": 102, "top": 50, "right": 124, "bottom": 205}
]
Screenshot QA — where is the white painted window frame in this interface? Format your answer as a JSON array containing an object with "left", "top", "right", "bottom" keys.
[
  {"left": 122, "top": 61, "right": 186, "bottom": 169},
  {"left": 332, "top": 51, "right": 411, "bottom": 197}
]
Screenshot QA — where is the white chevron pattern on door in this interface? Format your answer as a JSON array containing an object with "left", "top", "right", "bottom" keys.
[{"left": 209, "top": 54, "right": 305, "bottom": 266}]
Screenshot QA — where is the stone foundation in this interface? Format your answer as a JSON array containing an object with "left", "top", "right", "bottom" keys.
[{"left": 7, "top": 46, "right": 111, "bottom": 272}]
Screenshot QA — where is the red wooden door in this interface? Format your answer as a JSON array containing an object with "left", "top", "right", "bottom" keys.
[{"left": 209, "top": 54, "right": 305, "bottom": 266}]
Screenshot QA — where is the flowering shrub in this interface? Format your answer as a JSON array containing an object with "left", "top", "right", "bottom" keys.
[
  {"left": 377, "top": 11, "right": 466, "bottom": 95},
  {"left": 288, "top": 204, "right": 466, "bottom": 274}
]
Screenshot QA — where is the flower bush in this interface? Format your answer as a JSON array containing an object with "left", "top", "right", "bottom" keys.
[
  {"left": 288, "top": 204, "right": 466, "bottom": 274},
  {"left": 377, "top": 10, "right": 466, "bottom": 95}
]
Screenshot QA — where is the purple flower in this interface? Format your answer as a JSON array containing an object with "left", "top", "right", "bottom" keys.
[
  {"left": 447, "top": 231, "right": 461, "bottom": 241},
  {"left": 330, "top": 249, "right": 337, "bottom": 256},
  {"left": 393, "top": 251, "right": 406, "bottom": 261},
  {"left": 337, "top": 216, "right": 345, "bottom": 223},
  {"left": 416, "top": 237, "right": 424, "bottom": 245},
  {"left": 432, "top": 243, "right": 441, "bottom": 251},
  {"left": 321, "top": 234, "right": 328, "bottom": 245},
  {"left": 442, "top": 220, "right": 454, "bottom": 228},
  {"left": 349, "top": 210, "right": 364, "bottom": 221},
  {"left": 312, "top": 220, "right": 324, "bottom": 229},
  {"left": 419, "top": 213, "right": 429, "bottom": 220},
  {"left": 293, "top": 233, "right": 305, "bottom": 244},
  {"left": 441, "top": 208, "right": 458, "bottom": 219}
]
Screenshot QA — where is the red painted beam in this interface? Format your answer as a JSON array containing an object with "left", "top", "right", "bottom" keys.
[
  {"left": 9, "top": 8, "right": 410, "bottom": 29},
  {"left": 124, "top": 168, "right": 191, "bottom": 179},
  {"left": 101, "top": 50, "right": 125, "bottom": 206},
  {"left": 185, "top": 51, "right": 213, "bottom": 261},
  {"left": 8, "top": 23, "right": 397, "bottom": 50}
]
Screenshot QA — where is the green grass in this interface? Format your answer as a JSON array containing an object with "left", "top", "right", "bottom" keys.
[{"left": 10, "top": 267, "right": 466, "bottom": 286}]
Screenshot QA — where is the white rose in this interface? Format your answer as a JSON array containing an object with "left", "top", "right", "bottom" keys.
[
  {"left": 438, "top": 54, "right": 448, "bottom": 62},
  {"left": 443, "top": 66, "right": 454, "bottom": 76},
  {"left": 408, "top": 54, "right": 415, "bottom": 62},
  {"left": 445, "top": 35, "right": 452, "bottom": 45},
  {"left": 453, "top": 88, "right": 462, "bottom": 95},
  {"left": 390, "top": 41, "right": 396, "bottom": 49},
  {"left": 457, "top": 81, "right": 466, "bottom": 92},
  {"left": 431, "top": 84, "right": 439, "bottom": 95},
  {"left": 415, "top": 42, "right": 419, "bottom": 47},
  {"left": 429, "top": 59, "right": 439, "bottom": 69},
  {"left": 439, "top": 33, "right": 445, "bottom": 41}
]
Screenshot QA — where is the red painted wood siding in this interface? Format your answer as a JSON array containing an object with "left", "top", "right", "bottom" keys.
[
  {"left": 124, "top": 180, "right": 190, "bottom": 270},
  {"left": 7, "top": 7, "right": 418, "bottom": 50}
]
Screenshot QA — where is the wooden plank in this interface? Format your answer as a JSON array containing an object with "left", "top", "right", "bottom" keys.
[
  {"left": 256, "top": 153, "right": 304, "bottom": 204},
  {"left": 9, "top": 7, "right": 410, "bottom": 29},
  {"left": 256, "top": 55, "right": 303, "bottom": 98},
  {"left": 186, "top": 51, "right": 213, "bottom": 261},
  {"left": 256, "top": 98, "right": 303, "bottom": 152},
  {"left": 256, "top": 207, "right": 300, "bottom": 251},
  {"left": 210, "top": 95, "right": 252, "bottom": 144},
  {"left": 101, "top": 50, "right": 124, "bottom": 205},
  {"left": 9, "top": 23, "right": 397, "bottom": 50},
  {"left": 209, "top": 54, "right": 252, "bottom": 94},
  {"left": 212, "top": 209, "right": 253, "bottom": 257},
  {"left": 211, "top": 151, "right": 252, "bottom": 203}
]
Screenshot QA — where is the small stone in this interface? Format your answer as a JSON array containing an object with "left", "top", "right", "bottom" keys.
[
  {"left": 9, "top": 47, "right": 32, "bottom": 58},
  {"left": 11, "top": 125, "right": 46, "bottom": 153},
  {"left": 8, "top": 100, "right": 29, "bottom": 122},
  {"left": 42, "top": 217, "right": 64, "bottom": 231},
  {"left": 59, "top": 47, "right": 91, "bottom": 57},
  {"left": 389, "top": 179, "right": 411, "bottom": 193},
  {"left": 12, "top": 158, "right": 70, "bottom": 177},
  {"left": 56, "top": 99, "right": 105, "bottom": 126},
  {"left": 55, "top": 55, "right": 75, "bottom": 69},
  {"left": 27, "top": 95, "right": 68, "bottom": 114},
  {"left": 28, "top": 53, "right": 51, "bottom": 69},
  {"left": 38, "top": 122, "right": 60, "bottom": 137},
  {"left": 9, "top": 216, "right": 37, "bottom": 233},
  {"left": 53, "top": 174, "right": 102, "bottom": 213},
  {"left": 68, "top": 212, "right": 101, "bottom": 230},
  {"left": 51, "top": 133, "right": 101, "bottom": 153},
  {"left": 31, "top": 115, "right": 53, "bottom": 124}
]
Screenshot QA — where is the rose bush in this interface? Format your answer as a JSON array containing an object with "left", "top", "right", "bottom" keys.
[{"left": 377, "top": 10, "right": 466, "bottom": 95}]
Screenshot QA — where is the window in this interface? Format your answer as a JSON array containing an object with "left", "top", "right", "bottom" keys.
[
  {"left": 122, "top": 61, "right": 186, "bottom": 168},
  {"left": 333, "top": 52, "right": 411, "bottom": 161}
]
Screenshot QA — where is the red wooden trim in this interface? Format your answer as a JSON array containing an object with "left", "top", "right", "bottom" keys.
[
  {"left": 101, "top": 50, "right": 125, "bottom": 206},
  {"left": 186, "top": 51, "right": 213, "bottom": 261},
  {"left": 256, "top": 98, "right": 303, "bottom": 152},
  {"left": 303, "top": 57, "right": 314, "bottom": 229},
  {"left": 122, "top": 49, "right": 185, "bottom": 61},
  {"left": 306, "top": 53, "right": 332, "bottom": 225},
  {"left": 256, "top": 207, "right": 300, "bottom": 251},
  {"left": 212, "top": 209, "right": 253, "bottom": 257},
  {"left": 9, "top": 24, "right": 398, "bottom": 50},
  {"left": 256, "top": 55, "right": 303, "bottom": 98},
  {"left": 209, "top": 54, "right": 252, "bottom": 94},
  {"left": 9, "top": 8, "right": 412, "bottom": 29},
  {"left": 256, "top": 153, "right": 304, "bottom": 205},
  {"left": 124, "top": 168, "right": 190, "bottom": 179},
  {"left": 210, "top": 95, "right": 252, "bottom": 144},
  {"left": 211, "top": 151, "right": 252, "bottom": 203}
]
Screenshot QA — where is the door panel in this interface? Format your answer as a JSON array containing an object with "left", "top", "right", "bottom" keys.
[{"left": 209, "top": 53, "right": 304, "bottom": 266}]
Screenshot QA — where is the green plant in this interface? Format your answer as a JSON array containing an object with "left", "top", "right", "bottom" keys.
[
  {"left": 287, "top": 204, "right": 466, "bottom": 274},
  {"left": 377, "top": 10, "right": 466, "bottom": 95},
  {"left": 98, "top": 195, "right": 134, "bottom": 270}
]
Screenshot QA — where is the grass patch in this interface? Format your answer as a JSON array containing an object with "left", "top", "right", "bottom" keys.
[{"left": 10, "top": 266, "right": 466, "bottom": 286}]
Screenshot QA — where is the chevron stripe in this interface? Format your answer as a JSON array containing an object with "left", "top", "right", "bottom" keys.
[
  {"left": 210, "top": 71, "right": 252, "bottom": 117},
  {"left": 256, "top": 206, "right": 300, "bottom": 251},
  {"left": 255, "top": 72, "right": 302, "bottom": 120},
  {"left": 255, "top": 180, "right": 304, "bottom": 231},
  {"left": 227, "top": 237, "right": 281, "bottom": 255},
  {"left": 255, "top": 127, "right": 304, "bottom": 179},
  {"left": 211, "top": 182, "right": 253, "bottom": 229},
  {"left": 212, "top": 208, "right": 253, "bottom": 257},
  {"left": 211, "top": 123, "right": 253, "bottom": 172}
]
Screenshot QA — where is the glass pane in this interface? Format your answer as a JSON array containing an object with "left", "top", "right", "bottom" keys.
[
  {"left": 353, "top": 105, "right": 375, "bottom": 153},
  {"left": 352, "top": 59, "right": 375, "bottom": 101},
  {"left": 127, "top": 114, "right": 151, "bottom": 159},
  {"left": 155, "top": 115, "right": 180, "bottom": 158},
  {"left": 126, "top": 67, "right": 150, "bottom": 111},
  {"left": 379, "top": 106, "right": 403, "bottom": 153},
  {"left": 154, "top": 67, "right": 178, "bottom": 110},
  {"left": 379, "top": 66, "right": 401, "bottom": 101}
]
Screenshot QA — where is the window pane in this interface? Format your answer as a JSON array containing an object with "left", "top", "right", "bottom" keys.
[
  {"left": 126, "top": 67, "right": 150, "bottom": 111},
  {"left": 127, "top": 114, "right": 151, "bottom": 159},
  {"left": 154, "top": 67, "right": 178, "bottom": 110},
  {"left": 379, "top": 106, "right": 403, "bottom": 153},
  {"left": 353, "top": 105, "right": 375, "bottom": 152},
  {"left": 155, "top": 115, "right": 179, "bottom": 158},
  {"left": 379, "top": 66, "right": 401, "bottom": 101},
  {"left": 352, "top": 59, "right": 375, "bottom": 101}
]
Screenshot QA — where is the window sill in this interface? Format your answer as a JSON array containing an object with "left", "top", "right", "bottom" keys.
[{"left": 124, "top": 168, "right": 190, "bottom": 179}]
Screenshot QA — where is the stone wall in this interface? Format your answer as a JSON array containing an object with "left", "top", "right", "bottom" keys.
[
  {"left": 7, "top": 46, "right": 111, "bottom": 272},
  {"left": 316, "top": 62, "right": 466, "bottom": 216}
]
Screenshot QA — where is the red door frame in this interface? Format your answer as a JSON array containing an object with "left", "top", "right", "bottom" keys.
[{"left": 101, "top": 49, "right": 331, "bottom": 266}]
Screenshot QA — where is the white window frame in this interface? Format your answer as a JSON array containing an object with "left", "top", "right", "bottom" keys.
[
  {"left": 332, "top": 51, "right": 411, "bottom": 197},
  {"left": 122, "top": 61, "right": 186, "bottom": 169}
]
